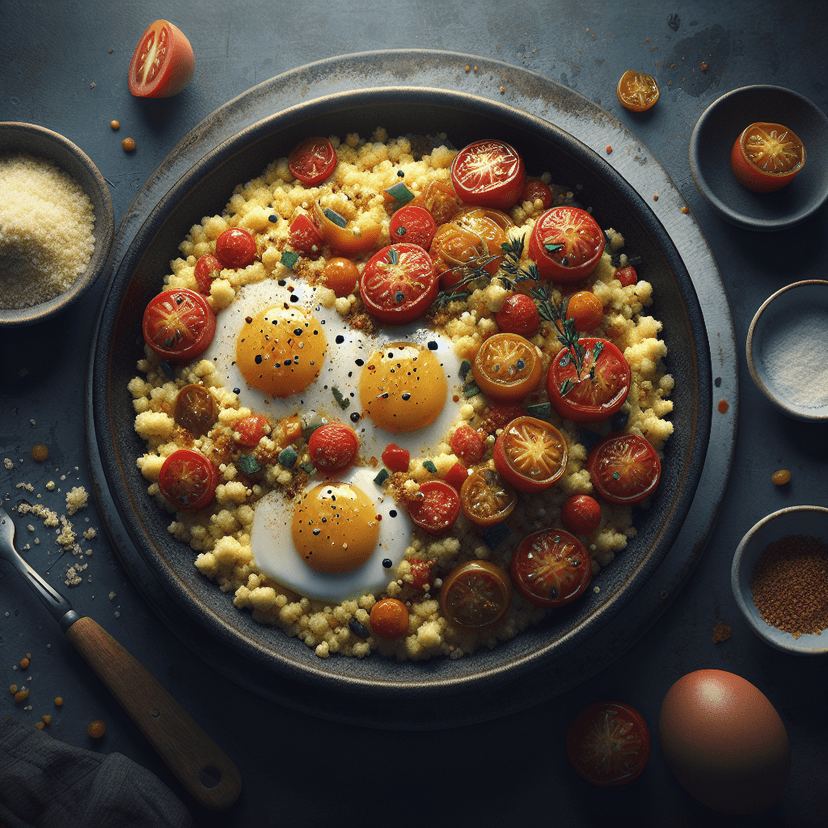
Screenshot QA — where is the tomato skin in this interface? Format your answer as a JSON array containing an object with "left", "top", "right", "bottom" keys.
[
  {"left": 128, "top": 20, "right": 194, "bottom": 98},
  {"left": 381, "top": 443, "right": 410, "bottom": 473},
  {"left": 510, "top": 527, "right": 592, "bottom": 607},
  {"left": 566, "top": 291, "right": 604, "bottom": 332},
  {"left": 288, "top": 137, "right": 338, "bottom": 186},
  {"left": 142, "top": 288, "right": 216, "bottom": 363},
  {"left": 495, "top": 293, "right": 540, "bottom": 338},
  {"left": 289, "top": 213, "right": 324, "bottom": 255},
  {"left": 389, "top": 205, "right": 438, "bottom": 249},
  {"left": 173, "top": 384, "right": 217, "bottom": 436},
  {"left": 493, "top": 416, "right": 568, "bottom": 493},
  {"left": 473, "top": 333, "right": 544, "bottom": 403},
  {"left": 528, "top": 207, "right": 605, "bottom": 282},
  {"left": 158, "top": 449, "right": 218, "bottom": 511},
  {"left": 321, "top": 257, "right": 359, "bottom": 297},
  {"left": 410, "top": 181, "right": 461, "bottom": 224},
  {"left": 369, "top": 598, "right": 409, "bottom": 640},
  {"left": 193, "top": 254, "right": 222, "bottom": 294},
  {"left": 451, "top": 139, "right": 526, "bottom": 210},
  {"left": 567, "top": 701, "right": 651, "bottom": 786},
  {"left": 561, "top": 494, "right": 602, "bottom": 536},
  {"left": 215, "top": 228, "right": 257, "bottom": 269},
  {"left": 450, "top": 424, "right": 485, "bottom": 466},
  {"left": 233, "top": 414, "right": 270, "bottom": 447},
  {"left": 614, "top": 265, "right": 638, "bottom": 287},
  {"left": 547, "top": 338, "right": 631, "bottom": 423},
  {"left": 616, "top": 70, "right": 660, "bottom": 112},
  {"left": 313, "top": 201, "right": 382, "bottom": 256},
  {"left": 439, "top": 560, "right": 513, "bottom": 630},
  {"left": 307, "top": 423, "right": 359, "bottom": 472},
  {"left": 520, "top": 179, "right": 553, "bottom": 209},
  {"left": 459, "top": 467, "right": 517, "bottom": 527},
  {"left": 406, "top": 480, "right": 461, "bottom": 536},
  {"left": 730, "top": 122, "right": 806, "bottom": 192},
  {"left": 360, "top": 243, "right": 439, "bottom": 325},
  {"left": 586, "top": 432, "right": 661, "bottom": 505}
]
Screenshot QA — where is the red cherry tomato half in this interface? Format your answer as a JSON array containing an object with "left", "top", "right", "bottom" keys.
[
  {"left": 128, "top": 20, "right": 195, "bottom": 99},
  {"left": 492, "top": 416, "right": 568, "bottom": 493},
  {"left": 142, "top": 288, "right": 216, "bottom": 363},
  {"left": 406, "top": 480, "right": 461, "bottom": 535},
  {"left": 459, "top": 467, "right": 517, "bottom": 527},
  {"left": 547, "top": 338, "right": 631, "bottom": 423},
  {"left": 510, "top": 527, "right": 592, "bottom": 607},
  {"left": 289, "top": 213, "right": 324, "bottom": 255},
  {"left": 233, "top": 414, "right": 271, "bottom": 447},
  {"left": 389, "top": 205, "right": 438, "bottom": 249},
  {"left": 561, "top": 494, "right": 602, "bottom": 536},
  {"left": 307, "top": 423, "right": 359, "bottom": 472},
  {"left": 288, "top": 137, "right": 338, "bottom": 186},
  {"left": 473, "top": 333, "right": 544, "bottom": 403},
  {"left": 193, "top": 254, "right": 222, "bottom": 294},
  {"left": 586, "top": 433, "right": 661, "bottom": 505},
  {"left": 614, "top": 265, "right": 638, "bottom": 287},
  {"left": 215, "top": 228, "right": 257, "bottom": 269},
  {"left": 381, "top": 443, "right": 410, "bottom": 473},
  {"left": 495, "top": 293, "right": 540, "bottom": 338},
  {"left": 439, "top": 560, "right": 513, "bottom": 630},
  {"left": 369, "top": 598, "right": 410, "bottom": 640},
  {"left": 451, "top": 139, "right": 526, "bottom": 210},
  {"left": 360, "top": 243, "right": 439, "bottom": 325},
  {"left": 520, "top": 179, "right": 553, "bottom": 209},
  {"left": 450, "top": 424, "right": 485, "bottom": 466},
  {"left": 528, "top": 206, "right": 605, "bottom": 282},
  {"left": 567, "top": 701, "right": 651, "bottom": 786},
  {"left": 730, "top": 122, "right": 806, "bottom": 192},
  {"left": 173, "top": 384, "right": 217, "bottom": 437},
  {"left": 566, "top": 291, "right": 605, "bottom": 332},
  {"left": 158, "top": 449, "right": 218, "bottom": 511}
]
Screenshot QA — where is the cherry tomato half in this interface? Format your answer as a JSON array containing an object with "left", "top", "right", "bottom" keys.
[
  {"left": 614, "top": 265, "right": 638, "bottom": 287},
  {"left": 473, "top": 333, "right": 544, "bottom": 403},
  {"left": 193, "top": 254, "right": 222, "bottom": 294},
  {"left": 128, "top": 20, "right": 195, "bottom": 99},
  {"left": 389, "top": 205, "right": 438, "bottom": 249},
  {"left": 321, "top": 257, "right": 359, "bottom": 297},
  {"left": 616, "top": 70, "right": 660, "bottom": 112},
  {"left": 409, "top": 180, "right": 461, "bottom": 224},
  {"left": 520, "top": 179, "right": 553, "bottom": 209},
  {"left": 561, "top": 494, "right": 602, "bottom": 536},
  {"left": 406, "top": 480, "right": 461, "bottom": 536},
  {"left": 288, "top": 137, "right": 338, "bottom": 186},
  {"left": 450, "top": 424, "right": 485, "bottom": 466},
  {"left": 173, "top": 384, "right": 217, "bottom": 436},
  {"left": 493, "top": 416, "right": 568, "bottom": 493},
  {"left": 528, "top": 207, "right": 605, "bottom": 282},
  {"left": 215, "top": 228, "right": 257, "bottom": 269},
  {"left": 142, "top": 288, "right": 216, "bottom": 363},
  {"left": 289, "top": 213, "right": 324, "bottom": 255},
  {"left": 307, "top": 423, "right": 359, "bottom": 472},
  {"left": 510, "top": 527, "right": 592, "bottom": 607},
  {"left": 495, "top": 293, "right": 540, "bottom": 338},
  {"left": 567, "top": 701, "right": 651, "bottom": 786},
  {"left": 360, "top": 243, "right": 439, "bottom": 325},
  {"left": 430, "top": 223, "right": 490, "bottom": 290},
  {"left": 451, "top": 139, "right": 526, "bottom": 210},
  {"left": 459, "top": 467, "right": 517, "bottom": 527},
  {"left": 546, "top": 338, "right": 631, "bottom": 423},
  {"left": 566, "top": 291, "right": 605, "bottom": 332},
  {"left": 586, "top": 433, "right": 661, "bottom": 505},
  {"left": 439, "top": 560, "right": 513, "bottom": 630},
  {"left": 369, "top": 598, "right": 409, "bottom": 640},
  {"left": 730, "top": 122, "right": 806, "bottom": 192},
  {"left": 233, "top": 414, "right": 271, "bottom": 447},
  {"left": 158, "top": 449, "right": 218, "bottom": 511}
]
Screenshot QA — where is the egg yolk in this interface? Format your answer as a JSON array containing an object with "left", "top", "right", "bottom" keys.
[
  {"left": 358, "top": 342, "right": 448, "bottom": 433},
  {"left": 236, "top": 304, "right": 326, "bottom": 397},
  {"left": 291, "top": 482, "right": 380, "bottom": 573}
]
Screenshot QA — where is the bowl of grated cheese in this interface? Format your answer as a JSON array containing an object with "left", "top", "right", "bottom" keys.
[{"left": 0, "top": 122, "right": 114, "bottom": 327}]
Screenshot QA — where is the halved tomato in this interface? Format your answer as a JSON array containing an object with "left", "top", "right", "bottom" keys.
[
  {"left": 288, "top": 137, "right": 338, "bottom": 186},
  {"left": 459, "top": 467, "right": 517, "bottom": 527},
  {"left": 430, "top": 223, "right": 490, "bottom": 290},
  {"left": 528, "top": 207, "right": 605, "bottom": 282},
  {"left": 215, "top": 228, "right": 257, "bottom": 269},
  {"left": 586, "top": 433, "right": 661, "bottom": 504},
  {"left": 406, "top": 480, "right": 461, "bottom": 535},
  {"left": 439, "top": 560, "right": 513, "bottom": 630},
  {"left": 128, "top": 20, "right": 195, "bottom": 98},
  {"left": 142, "top": 288, "right": 216, "bottom": 363},
  {"left": 492, "top": 416, "right": 568, "bottom": 493},
  {"left": 451, "top": 139, "right": 526, "bottom": 210},
  {"left": 547, "top": 338, "right": 631, "bottom": 423},
  {"left": 158, "top": 449, "right": 218, "bottom": 511},
  {"left": 730, "top": 122, "right": 806, "bottom": 192},
  {"left": 409, "top": 180, "right": 461, "bottom": 224},
  {"left": 510, "top": 527, "right": 592, "bottom": 607},
  {"left": 289, "top": 213, "right": 324, "bottom": 255},
  {"left": 173, "top": 384, "right": 217, "bottom": 436},
  {"left": 472, "top": 333, "right": 543, "bottom": 403},
  {"left": 233, "top": 414, "right": 271, "bottom": 447},
  {"left": 616, "top": 70, "right": 660, "bottom": 112},
  {"left": 389, "top": 205, "right": 438, "bottom": 249},
  {"left": 313, "top": 201, "right": 382, "bottom": 256}
]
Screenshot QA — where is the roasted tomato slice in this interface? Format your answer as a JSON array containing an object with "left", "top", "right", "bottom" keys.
[
  {"left": 730, "top": 122, "right": 806, "bottom": 192},
  {"left": 586, "top": 432, "right": 661, "bottom": 505},
  {"left": 360, "top": 243, "right": 439, "bottom": 325},
  {"left": 288, "top": 137, "right": 338, "bottom": 186},
  {"left": 313, "top": 201, "right": 381, "bottom": 256},
  {"left": 406, "top": 480, "right": 461, "bottom": 536},
  {"left": 128, "top": 20, "right": 195, "bottom": 98},
  {"left": 409, "top": 180, "right": 461, "bottom": 224},
  {"left": 473, "top": 333, "right": 543, "bottom": 403},
  {"left": 459, "top": 467, "right": 517, "bottom": 527},
  {"left": 510, "top": 527, "right": 592, "bottom": 608},
  {"left": 492, "top": 415, "right": 568, "bottom": 493},
  {"left": 567, "top": 701, "right": 651, "bottom": 786},
  {"left": 528, "top": 206, "right": 605, "bottom": 282},
  {"left": 389, "top": 205, "right": 438, "bottom": 249},
  {"left": 451, "top": 139, "right": 526, "bottom": 210},
  {"left": 547, "top": 338, "right": 631, "bottom": 423},
  {"left": 173, "top": 384, "right": 217, "bottom": 436},
  {"left": 439, "top": 560, "right": 513, "bottom": 630},
  {"left": 142, "top": 288, "right": 216, "bottom": 363},
  {"left": 616, "top": 70, "right": 660, "bottom": 112},
  {"left": 158, "top": 449, "right": 218, "bottom": 511}
]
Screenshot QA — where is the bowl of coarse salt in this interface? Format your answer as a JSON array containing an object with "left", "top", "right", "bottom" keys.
[
  {"left": 746, "top": 280, "right": 828, "bottom": 422},
  {"left": 0, "top": 122, "right": 114, "bottom": 326}
]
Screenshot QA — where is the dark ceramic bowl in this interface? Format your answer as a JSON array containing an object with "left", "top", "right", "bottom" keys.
[
  {"left": 90, "top": 88, "right": 711, "bottom": 702},
  {"left": 689, "top": 85, "right": 828, "bottom": 231},
  {"left": 0, "top": 122, "right": 114, "bottom": 326}
]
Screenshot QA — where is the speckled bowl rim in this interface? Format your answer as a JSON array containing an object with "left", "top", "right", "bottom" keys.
[
  {"left": 0, "top": 122, "right": 114, "bottom": 327},
  {"left": 731, "top": 505, "right": 828, "bottom": 655},
  {"left": 746, "top": 280, "right": 828, "bottom": 421}
]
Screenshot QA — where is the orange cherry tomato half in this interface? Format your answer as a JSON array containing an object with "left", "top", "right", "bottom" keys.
[
  {"left": 730, "top": 122, "right": 806, "bottom": 192},
  {"left": 561, "top": 493, "right": 602, "bottom": 536},
  {"left": 473, "top": 333, "right": 543, "bottom": 403},
  {"left": 173, "top": 384, "right": 217, "bottom": 436},
  {"left": 369, "top": 598, "right": 410, "bottom": 640},
  {"left": 528, "top": 206, "right": 605, "bottom": 282},
  {"left": 459, "top": 467, "right": 517, "bottom": 527},
  {"left": 360, "top": 243, "right": 439, "bottom": 325},
  {"left": 547, "top": 338, "right": 631, "bottom": 423},
  {"left": 494, "top": 293, "right": 540, "bottom": 338},
  {"left": 567, "top": 701, "right": 651, "bottom": 786},
  {"left": 142, "top": 288, "right": 216, "bottom": 363},
  {"left": 288, "top": 137, "right": 338, "bottom": 186},
  {"left": 389, "top": 205, "right": 438, "bottom": 249},
  {"left": 312, "top": 201, "right": 381, "bottom": 256},
  {"left": 616, "top": 70, "right": 660, "bottom": 112},
  {"left": 215, "top": 228, "right": 257, "bottom": 269},
  {"left": 566, "top": 291, "right": 605, "bottom": 332},
  {"left": 406, "top": 480, "right": 461, "bottom": 536},
  {"left": 409, "top": 180, "right": 461, "bottom": 224},
  {"left": 193, "top": 254, "right": 222, "bottom": 294},
  {"left": 429, "top": 223, "right": 490, "bottom": 290},
  {"left": 158, "top": 449, "right": 218, "bottom": 511},
  {"left": 510, "top": 527, "right": 592, "bottom": 608},
  {"left": 321, "top": 257, "right": 360, "bottom": 297},
  {"left": 307, "top": 423, "right": 359, "bottom": 472},
  {"left": 453, "top": 207, "right": 515, "bottom": 257},
  {"left": 128, "top": 20, "right": 194, "bottom": 99},
  {"left": 233, "top": 414, "right": 271, "bottom": 447},
  {"left": 493, "top": 416, "right": 568, "bottom": 493},
  {"left": 586, "top": 432, "right": 661, "bottom": 505},
  {"left": 439, "top": 560, "right": 513, "bottom": 630},
  {"left": 451, "top": 139, "right": 526, "bottom": 210}
]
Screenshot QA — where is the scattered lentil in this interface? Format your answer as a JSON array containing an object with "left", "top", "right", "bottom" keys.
[
  {"left": 14, "top": 688, "right": 30, "bottom": 704},
  {"left": 19, "top": 657, "right": 30, "bottom": 670},
  {"left": 122, "top": 137, "right": 136, "bottom": 152},
  {"left": 54, "top": 696, "right": 64, "bottom": 706},
  {"left": 110, "top": 120, "right": 120, "bottom": 130},
  {"left": 772, "top": 469, "right": 791, "bottom": 486},
  {"left": 31, "top": 443, "right": 49, "bottom": 462},
  {"left": 718, "top": 398, "right": 729, "bottom": 414}
]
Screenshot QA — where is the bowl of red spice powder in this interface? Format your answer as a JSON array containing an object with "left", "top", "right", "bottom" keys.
[{"left": 732, "top": 505, "right": 828, "bottom": 656}]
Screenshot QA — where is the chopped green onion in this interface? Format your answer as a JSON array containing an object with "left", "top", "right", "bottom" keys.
[
  {"left": 525, "top": 402, "right": 552, "bottom": 418},
  {"left": 384, "top": 182, "right": 415, "bottom": 204},
  {"left": 373, "top": 468, "right": 390, "bottom": 485},
  {"left": 332, "top": 386, "right": 350, "bottom": 410},
  {"left": 463, "top": 382, "right": 480, "bottom": 398},
  {"left": 280, "top": 250, "right": 299, "bottom": 270},
  {"left": 278, "top": 446, "right": 298, "bottom": 467},
  {"left": 237, "top": 454, "right": 261, "bottom": 475},
  {"left": 422, "top": 460, "right": 438, "bottom": 473},
  {"left": 459, "top": 359, "right": 473, "bottom": 380},
  {"left": 300, "top": 461, "right": 317, "bottom": 475},
  {"left": 324, "top": 207, "right": 347, "bottom": 228}
]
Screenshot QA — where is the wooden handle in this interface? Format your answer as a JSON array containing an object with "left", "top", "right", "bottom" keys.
[{"left": 65, "top": 616, "right": 242, "bottom": 810}]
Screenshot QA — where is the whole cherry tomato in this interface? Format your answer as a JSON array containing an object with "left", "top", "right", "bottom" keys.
[
  {"left": 381, "top": 443, "right": 410, "bottom": 473},
  {"left": 566, "top": 291, "right": 605, "bottom": 332},
  {"left": 369, "top": 598, "right": 409, "bottom": 640},
  {"left": 520, "top": 179, "right": 553, "bottom": 209},
  {"left": 459, "top": 467, "right": 517, "bottom": 527},
  {"left": 289, "top": 213, "right": 324, "bottom": 255},
  {"left": 586, "top": 433, "right": 661, "bottom": 504},
  {"left": 321, "top": 257, "right": 359, "bottom": 297},
  {"left": 730, "top": 122, "right": 806, "bottom": 192},
  {"left": 193, "top": 254, "right": 222, "bottom": 294},
  {"left": 495, "top": 293, "right": 540, "bottom": 338},
  {"left": 616, "top": 70, "right": 660, "bottom": 112},
  {"left": 173, "top": 384, "right": 217, "bottom": 436},
  {"left": 158, "top": 449, "right": 218, "bottom": 511},
  {"left": 614, "top": 265, "right": 638, "bottom": 287},
  {"left": 439, "top": 560, "right": 513, "bottom": 630},
  {"left": 451, "top": 139, "right": 526, "bottom": 210},
  {"left": 389, "top": 205, "right": 438, "bottom": 249},
  {"left": 288, "top": 137, "right": 338, "bottom": 186},
  {"left": 561, "top": 494, "right": 602, "bottom": 536},
  {"left": 142, "top": 288, "right": 216, "bottom": 363},
  {"left": 492, "top": 416, "right": 568, "bottom": 493},
  {"left": 450, "top": 424, "right": 485, "bottom": 466},
  {"left": 472, "top": 333, "right": 543, "bottom": 403},
  {"left": 233, "top": 414, "right": 271, "bottom": 447},
  {"left": 308, "top": 423, "right": 359, "bottom": 472},
  {"left": 406, "top": 480, "right": 461, "bottom": 536},
  {"left": 215, "top": 228, "right": 257, "bottom": 269},
  {"left": 528, "top": 207, "right": 605, "bottom": 282},
  {"left": 128, "top": 20, "right": 194, "bottom": 98}
]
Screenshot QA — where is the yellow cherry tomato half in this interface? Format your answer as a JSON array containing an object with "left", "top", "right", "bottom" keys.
[
  {"left": 492, "top": 415, "right": 569, "bottom": 493},
  {"left": 616, "top": 70, "right": 660, "bottom": 112},
  {"left": 472, "top": 333, "right": 543, "bottom": 403}
]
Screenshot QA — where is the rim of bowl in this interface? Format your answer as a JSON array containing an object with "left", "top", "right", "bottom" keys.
[{"left": 0, "top": 121, "right": 115, "bottom": 327}]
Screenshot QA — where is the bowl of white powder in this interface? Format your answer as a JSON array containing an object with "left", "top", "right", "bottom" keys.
[
  {"left": 746, "top": 280, "right": 828, "bottom": 422},
  {"left": 0, "top": 122, "right": 114, "bottom": 326}
]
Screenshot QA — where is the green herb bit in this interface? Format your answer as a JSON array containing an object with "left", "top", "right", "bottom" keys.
[
  {"left": 387, "top": 247, "right": 400, "bottom": 266},
  {"left": 300, "top": 461, "right": 317, "bottom": 475},
  {"left": 463, "top": 382, "right": 481, "bottom": 398},
  {"left": 332, "top": 386, "right": 350, "bottom": 410},
  {"left": 422, "top": 460, "right": 438, "bottom": 473},
  {"left": 384, "top": 182, "right": 415, "bottom": 204},
  {"left": 278, "top": 447, "right": 298, "bottom": 468},
  {"left": 525, "top": 402, "right": 552, "bottom": 418},
  {"left": 301, "top": 414, "right": 326, "bottom": 441},
  {"left": 323, "top": 207, "right": 348, "bottom": 228},
  {"left": 280, "top": 250, "right": 299, "bottom": 270},
  {"left": 373, "top": 468, "right": 390, "bottom": 485},
  {"left": 459, "top": 359, "right": 473, "bottom": 380},
  {"left": 238, "top": 454, "right": 261, "bottom": 475}
]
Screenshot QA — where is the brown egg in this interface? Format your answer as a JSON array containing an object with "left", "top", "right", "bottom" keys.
[{"left": 659, "top": 669, "right": 790, "bottom": 815}]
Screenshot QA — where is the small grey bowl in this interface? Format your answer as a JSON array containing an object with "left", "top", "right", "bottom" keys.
[
  {"left": 732, "top": 505, "right": 828, "bottom": 656},
  {"left": 746, "top": 280, "right": 828, "bottom": 422},
  {"left": 0, "top": 122, "right": 114, "bottom": 327}
]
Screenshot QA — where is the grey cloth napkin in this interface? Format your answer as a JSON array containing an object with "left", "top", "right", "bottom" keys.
[{"left": 0, "top": 715, "right": 192, "bottom": 828}]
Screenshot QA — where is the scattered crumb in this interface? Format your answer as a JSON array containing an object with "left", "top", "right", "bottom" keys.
[
  {"left": 712, "top": 622, "right": 732, "bottom": 643},
  {"left": 65, "top": 485, "right": 88, "bottom": 515}
]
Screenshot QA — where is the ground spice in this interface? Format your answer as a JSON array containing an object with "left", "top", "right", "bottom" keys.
[{"left": 750, "top": 534, "right": 828, "bottom": 638}]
